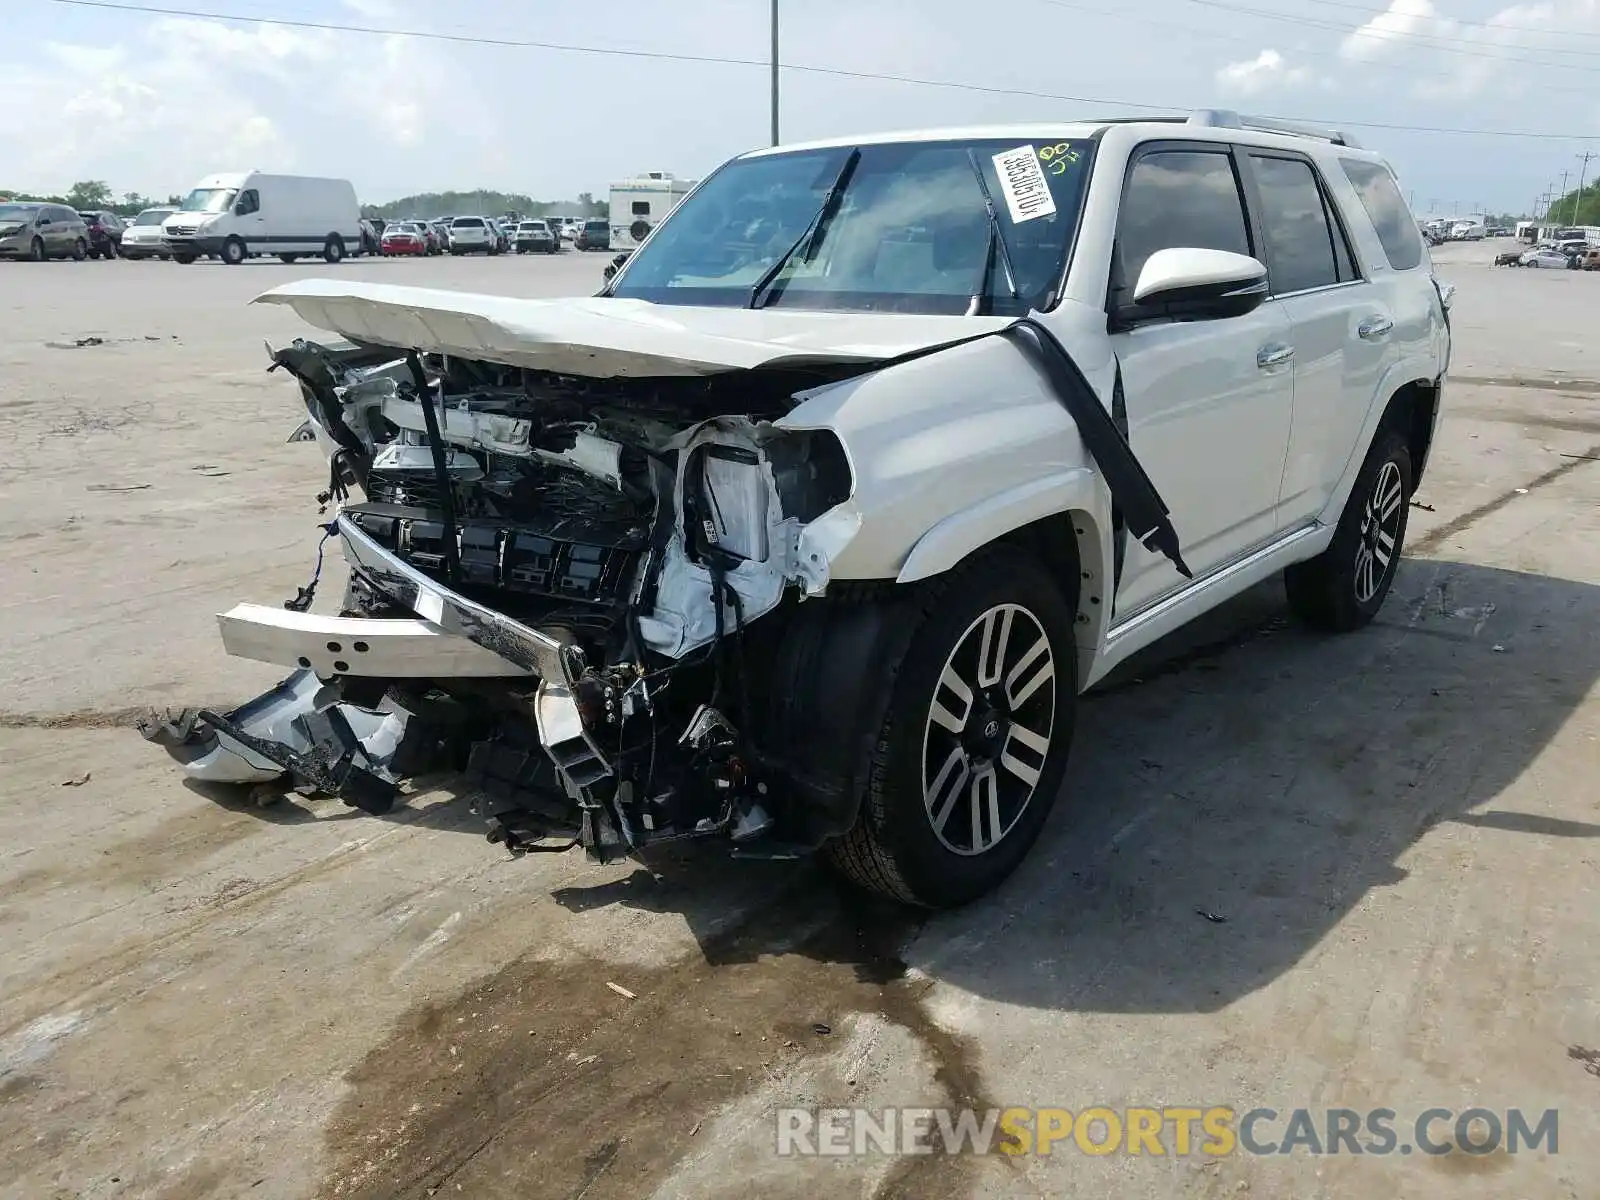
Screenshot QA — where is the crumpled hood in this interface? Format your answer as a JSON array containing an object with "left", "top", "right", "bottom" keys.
[{"left": 252, "top": 279, "right": 1016, "bottom": 378}]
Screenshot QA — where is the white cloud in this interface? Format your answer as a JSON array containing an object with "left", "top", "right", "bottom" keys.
[
  {"left": 1335, "top": 0, "right": 1600, "bottom": 100},
  {"left": 2, "top": 6, "right": 484, "bottom": 199},
  {"left": 1339, "top": 0, "right": 1442, "bottom": 61},
  {"left": 1215, "top": 49, "right": 1311, "bottom": 96}
]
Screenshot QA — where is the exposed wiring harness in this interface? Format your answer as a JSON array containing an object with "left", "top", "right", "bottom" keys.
[{"left": 282, "top": 520, "right": 341, "bottom": 613}]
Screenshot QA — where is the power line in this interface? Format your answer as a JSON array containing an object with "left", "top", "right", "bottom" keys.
[{"left": 46, "top": 0, "right": 1600, "bottom": 141}]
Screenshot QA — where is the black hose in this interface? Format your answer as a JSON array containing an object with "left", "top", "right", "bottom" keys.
[{"left": 406, "top": 351, "right": 461, "bottom": 586}]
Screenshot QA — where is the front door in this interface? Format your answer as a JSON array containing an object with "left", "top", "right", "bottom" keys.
[{"left": 1107, "top": 143, "right": 1297, "bottom": 618}]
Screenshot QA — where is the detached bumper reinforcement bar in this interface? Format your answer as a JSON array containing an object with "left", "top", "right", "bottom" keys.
[
  {"left": 217, "top": 603, "right": 533, "bottom": 678},
  {"left": 335, "top": 513, "right": 579, "bottom": 683}
]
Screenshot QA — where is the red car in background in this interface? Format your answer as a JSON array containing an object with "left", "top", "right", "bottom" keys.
[{"left": 380, "top": 221, "right": 429, "bottom": 256}]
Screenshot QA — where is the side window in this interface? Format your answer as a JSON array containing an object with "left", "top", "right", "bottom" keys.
[
  {"left": 631, "top": 201, "right": 650, "bottom": 216},
  {"left": 1248, "top": 155, "right": 1341, "bottom": 294},
  {"left": 1329, "top": 192, "right": 1360, "bottom": 283},
  {"left": 237, "top": 189, "right": 259, "bottom": 215},
  {"left": 1339, "top": 158, "right": 1424, "bottom": 271},
  {"left": 1113, "top": 149, "right": 1251, "bottom": 305}
]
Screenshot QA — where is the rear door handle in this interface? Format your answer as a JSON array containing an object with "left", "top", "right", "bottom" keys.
[
  {"left": 1257, "top": 343, "right": 1295, "bottom": 370},
  {"left": 1358, "top": 315, "right": 1394, "bottom": 340}
]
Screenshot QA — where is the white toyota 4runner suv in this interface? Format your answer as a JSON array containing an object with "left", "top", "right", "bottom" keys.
[{"left": 149, "top": 109, "right": 1451, "bottom": 908}]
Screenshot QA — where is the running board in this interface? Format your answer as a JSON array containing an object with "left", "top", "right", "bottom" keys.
[{"left": 1087, "top": 522, "right": 1329, "bottom": 686}]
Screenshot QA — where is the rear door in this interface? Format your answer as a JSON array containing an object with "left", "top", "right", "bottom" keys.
[
  {"left": 1237, "top": 150, "right": 1381, "bottom": 527},
  {"left": 1108, "top": 141, "right": 1297, "bottom": 617}
]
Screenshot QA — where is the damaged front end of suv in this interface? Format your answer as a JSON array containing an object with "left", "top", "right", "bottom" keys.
[{"left": 152, "top": 303, "right": 900, "bottom": 863}]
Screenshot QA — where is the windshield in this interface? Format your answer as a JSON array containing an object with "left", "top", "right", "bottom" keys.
[
  {"left": 181, "top": 188, "right": 237, "bottom": 213},
  {"left": 0, "top": 204, "right": 39, "bottom": 220},
  {"left": 133, "top": 209, "right": 173, "bottom": 226},
  {"left": 608, "top": 137, "right": 1094, "bottom": 314}
]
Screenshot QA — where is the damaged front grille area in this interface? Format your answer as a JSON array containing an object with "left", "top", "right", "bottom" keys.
[
  {"left": 346, "top": 502, "right": 647, "bottom": 617},
  {"left": 177, "top": 336, "right": 859, "bottom": 865}
]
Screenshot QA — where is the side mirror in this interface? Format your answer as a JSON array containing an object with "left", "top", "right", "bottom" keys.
[{"left": 1119, "top": 247, "right": 1269, "bottom": 327}]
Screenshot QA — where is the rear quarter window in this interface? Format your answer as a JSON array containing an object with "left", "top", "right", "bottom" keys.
[{"left": 1339, "top": 158, "right": 1424, "bottom": 272}]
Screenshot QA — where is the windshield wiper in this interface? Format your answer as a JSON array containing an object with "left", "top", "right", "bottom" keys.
[
  {"left": 749, "top": 147, "right": 861, "bottom": 309},
  {"left": 964, "top": 149, "right": 1020, "bottom": 316}
]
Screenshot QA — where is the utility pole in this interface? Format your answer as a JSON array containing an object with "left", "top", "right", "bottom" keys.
[
  {"left": 770, "top": 0, "right": 780, "bottom": 147},
  {"left": 1556, "top": 169, "right": 1570, "bottom": 223},
  {"left": 1572, "top": 150, "right": 1596, "bottom": 225}
]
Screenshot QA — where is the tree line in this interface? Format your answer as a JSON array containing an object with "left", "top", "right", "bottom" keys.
[
  {"left": 0, "top": 180, "right": 176, "bottom": 215},
  {"left": 0, "top": 180, "right": 611, "bottom": 221},
  {"left": 1543, "top": 182, "right": 1600, "bottom": 227},
  {"left": 361, "top": 190, "right": 608, "bottom": 221}
]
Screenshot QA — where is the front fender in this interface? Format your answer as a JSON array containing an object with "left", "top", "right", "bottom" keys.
[{"left": 896, "top": 467, "right": 1102, "bottom": 582}]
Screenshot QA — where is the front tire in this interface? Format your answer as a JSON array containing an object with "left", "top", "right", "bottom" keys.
[
  {"left": 221, "top": 237, "right": 247, "bottom": 265},
  {"left": 1285, "top": 429, "right": 1413, "bottom": 632},
  {"left": 825, "top": 548, "right": 1077, "bottom": 908}
]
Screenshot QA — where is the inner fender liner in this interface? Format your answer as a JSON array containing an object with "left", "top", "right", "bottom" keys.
[{"left": 761, "top": 584, "right": 922, "bottom": 845}]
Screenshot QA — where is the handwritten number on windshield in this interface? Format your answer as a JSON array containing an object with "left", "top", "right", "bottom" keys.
[{"left": 1037, "top": 143, "right": 1081, "bottom": 177}]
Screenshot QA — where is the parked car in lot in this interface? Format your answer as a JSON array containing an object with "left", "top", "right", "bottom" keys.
[
  {"left": 1519, "top": 248, "right": 1576, "bottom": 269},
  {"left": 0, "top": 202, "right": 88, "bottom": 260},
  {"left": 78, "top": 211, "right": 126, "bottom": 258},
  {"left": 118, "top": 208, "right": 177, "bottom": 260},
  {"left": 448, "top": 215, "right": 500, "bottom": 255},
  {"left": 381, "top": 221, "right": 430, "bottom": 256},
  {"left": 575, "top": 217, "right": 610, "bottom": 250},
  {"left": 359, "top": 218, "right": 381, "bottom": 256},
  {"left": 1582, "top": 248, "right": 1600, "bottom": 271},
  {"left": 514, "top": 219, "right": 558, "bottom": 253},
  {"left": 166, "top": 111, "right": 1453, "bottom": 908},
  {"left": 428, "top": 219, "right": 451, "bottom": 251}
]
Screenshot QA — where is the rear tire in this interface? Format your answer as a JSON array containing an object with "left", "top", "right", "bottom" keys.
[
  {"left": 221, "top": 237, "right": 247, "bottom": 266},
  {"left": 1285, "top": 429, "right": 1413, "bottom": 632},
  {"left": 824, "top": 547, "right": 1077, "bottom": 908},
  {"left": 323, "top": 236, "right": 344, "bottom": 263},
  {"left": 72, "top": 238, "right": 87, "bottom": 261}
]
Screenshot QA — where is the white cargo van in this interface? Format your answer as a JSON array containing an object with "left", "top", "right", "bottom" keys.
[{"left": 163, "top": 173, "right": 363, "bottom": 266}]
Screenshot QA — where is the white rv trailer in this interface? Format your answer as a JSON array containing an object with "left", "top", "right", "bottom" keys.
[{"left": 608, "top": 171, "right": 697, "bottom": 251}]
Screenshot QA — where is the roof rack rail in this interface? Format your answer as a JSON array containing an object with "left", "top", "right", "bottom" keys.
[{"left": 1186, "top": 109, "right": 1362, "bottom": 149}]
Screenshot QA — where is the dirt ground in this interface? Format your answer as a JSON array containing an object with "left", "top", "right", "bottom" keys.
[{"left": 1, "top": 243, "right": 1597, "bottom": 1200}]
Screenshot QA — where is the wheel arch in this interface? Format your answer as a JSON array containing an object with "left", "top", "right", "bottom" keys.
[
  {"left": 1321, "top": 372, "right": 1441, "bottom": 525},
  {"left": 1376, "top": 377, "right": 1442, "bottom": 486},
  {"left": 893, "top": 471, "right": 1112, "bottom": 689}
]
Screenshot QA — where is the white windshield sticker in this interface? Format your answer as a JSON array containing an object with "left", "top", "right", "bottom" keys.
[{"left": 992, "top": 145, "right": 1057, "bottom": 224}]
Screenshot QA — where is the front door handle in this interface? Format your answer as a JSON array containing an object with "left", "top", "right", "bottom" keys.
[
  {"left": 1257, "top": 342, "right": 1295, "bottom": 370},
  {"left": 1358, "top": 315, "right": 1394, "bottom": 340}
]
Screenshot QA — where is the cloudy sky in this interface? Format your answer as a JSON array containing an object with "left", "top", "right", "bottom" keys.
[{"left": 8, "top": 0, "right": 1600, "bottom": 217}]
